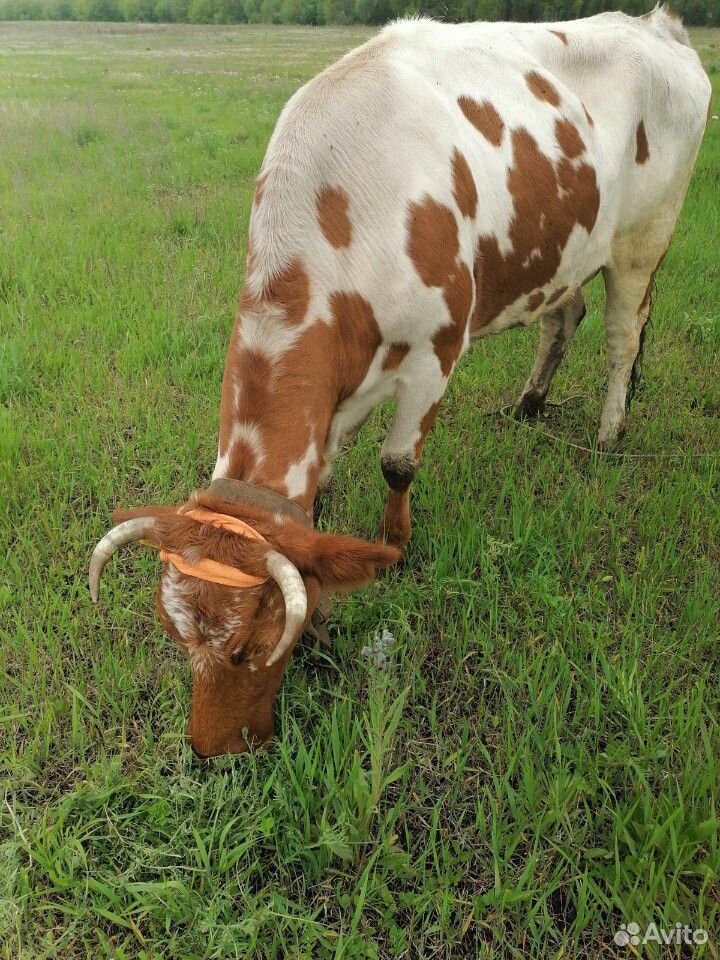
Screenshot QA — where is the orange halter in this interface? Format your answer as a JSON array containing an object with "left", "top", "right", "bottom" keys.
[{"left": 159, "top": 507, "right": 269, "bottom": 589}]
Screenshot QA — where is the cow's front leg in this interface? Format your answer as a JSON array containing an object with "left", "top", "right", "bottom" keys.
[
  {"left": 514, "top": 289, "right": 586, "bottom": 419},
  {"left": 380, "top": 357, "right": 448, "bottom": 548}
]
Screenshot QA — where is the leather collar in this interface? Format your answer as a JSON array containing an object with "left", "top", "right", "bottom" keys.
[{"left": 206, "top": 478, "right": 312, "bottom": 529}]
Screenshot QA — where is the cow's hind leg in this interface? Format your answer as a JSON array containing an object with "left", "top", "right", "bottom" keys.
[
  {"left": 514, "top": 289, "right": 586, "bottom": 419},
  {"left": 598, "top": 249, "right": 666, "bottom": 448},
  {"left": 380, "top": 351, "right": 449, "bottom": 548}
]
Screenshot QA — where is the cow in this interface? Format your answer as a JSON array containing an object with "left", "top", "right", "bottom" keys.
[{"left": 90, "top": 6, "right": 711, "bottom": 757}]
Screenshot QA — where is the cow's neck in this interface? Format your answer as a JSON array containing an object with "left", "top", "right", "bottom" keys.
[{"left": 212, "top": 320, "right": 339, "bottom": 515}]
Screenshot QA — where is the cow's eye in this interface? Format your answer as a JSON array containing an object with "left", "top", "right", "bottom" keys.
[{"left": 230, "top": 648, "right": 245, "bottom": 665}]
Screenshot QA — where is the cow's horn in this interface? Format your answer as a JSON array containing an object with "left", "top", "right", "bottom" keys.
[
  {"left": 264, "top": 550, "right": 307, "bottom": 666},
  {"left": 89, "top": 517, "right": 157, "bottom": 603}
]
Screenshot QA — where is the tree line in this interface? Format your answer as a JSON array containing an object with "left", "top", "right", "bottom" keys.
[{"left": 0, "top": 0, "right": 716, "bottom": 28}]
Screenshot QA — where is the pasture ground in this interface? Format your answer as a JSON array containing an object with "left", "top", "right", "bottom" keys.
[{"left": 0, "top": 21, "right": 719, "bottom": 960}]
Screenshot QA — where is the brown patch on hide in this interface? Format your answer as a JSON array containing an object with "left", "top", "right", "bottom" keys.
[
  {"left": 228, "top": 437, "right": 260, "bottom": 478},
  {"left": 452, "top": 148, "right": 478, "bottom": 218},
  {"left": 550, "top": 30, "right": 568, "bottom": 43},
  {"left": 383, "top": 342, "right": 411, "bottom": 371},
  {"left": 472, "top": 127, "right": 600, "bottom": 329},
  {"left": 317, "top": 185, "right": 352, "bottom": 248},
  {"left": 415, "top": 400, "right": 441, "bottom": 460},
  {"left": 434, "top": 262, "right": 472, "bottom": 376},
  {"left": 525, "top": 71, "right": 561, "bottom": 107},
  {"left": 527, "top": 290, "right": 545, "bottom": 311},
  {"left": 458, "top": 96, "right": 504, "bottom": 147},
  {"left": 216, "top": 337, "right": 270, "bottom": 479},
  {"left": 253, "top": 172, "right": 266, "bottom": 208},
  {"left": 546, "top": 286, "right": 568, "bottom": 306},
  {"left": 407, "top": 196, "right": 473, "bottom": 376},
  {"left": 407, "top": 196, "right": 459, "bottom": 286},
  {"left": 217, "top": 287, "right": 385, "bottom": 508},
  {"left": 217, "top": 311, "right": 324, "bottom": 503},
  {"left": 330, "top": 291, "right": 382, "bottom": 398},
  {"left": 263, "top": 259, "right": 310, "bottom": 325},
  {"left": 232, "top": 349, "right": 273, "bottom": 424},
  {"left": 555, "top": 118, "right": 585, "bottom": 159}
]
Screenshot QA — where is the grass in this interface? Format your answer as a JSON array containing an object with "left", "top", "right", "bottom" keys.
[{"left": 0, "top": 19, "right": 719, "bottom": 959}]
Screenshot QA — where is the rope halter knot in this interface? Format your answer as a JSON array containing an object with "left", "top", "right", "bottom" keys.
[{"left": 162, "top": 507, "right": 269, "bottom": 589}]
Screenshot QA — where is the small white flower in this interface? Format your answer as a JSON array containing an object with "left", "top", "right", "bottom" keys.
[{"left": 361, "top": 628, "right": 395, "bottom": 668}]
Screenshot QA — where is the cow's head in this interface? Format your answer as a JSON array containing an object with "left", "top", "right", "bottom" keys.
[{"left": 90, "top": 489, "right": 400, "bottom": 757}]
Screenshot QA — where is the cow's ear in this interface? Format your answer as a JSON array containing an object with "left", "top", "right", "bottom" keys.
[{"left": 280, "top": 527, "right": 401, "bottom": 591}]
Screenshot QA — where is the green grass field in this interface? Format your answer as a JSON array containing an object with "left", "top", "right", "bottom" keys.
[{"left": 1, "top": 20, "right": 719, "bottom": 959}]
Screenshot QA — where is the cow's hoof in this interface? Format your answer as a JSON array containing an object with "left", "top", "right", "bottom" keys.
[
  {"left": 597, "top": 422, "right": 626, "bottom": 451},
  {"left": 514, "top": 392, "right": 546, "bottom": 420}
]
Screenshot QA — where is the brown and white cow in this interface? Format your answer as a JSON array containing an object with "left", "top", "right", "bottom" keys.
[{"left": 91, "top": 7, "right": 711, "bottom": 756}]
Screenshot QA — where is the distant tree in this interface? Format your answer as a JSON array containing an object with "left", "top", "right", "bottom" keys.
[
  {"left": 322, "top": 0, "right": 354, "bottom": 22},
  {"left": 0, "top": 0, "right": 714, "bottom": 30},
  {"left": 280, "top": 0, "right": 302, "bottom": 20},
  {"left": 117, "top": 0, "right": 156, "bottom": 17},
  {"left": 18, "top": 0, "right": 43, "bottom": 16},
  {"left": 259, "top": 0, "right": 282, "bottom": 20},
  {"left": 473, "top": 0, "right": 504, "bottom": 19},
  {"left": 353, "top": 0, "right": 400, "bottom": 24},
  {"left": 153, "top": 0, "right": 176, "bottom": 19},
  {"left": 73, "top": 0, "right": 121, "bottom": 17},
  {"left": 47, "top": 0, "right": 75, "bottom": 16},
  {"left": 300, "top": 0, "right": 322, "bottom": 21},
  {"left": 213, "top": 0, "right": 246, "bottom": 20},
  {"left": 675, "top": 0, "right": 714, "bottom": 21},
  {"left": 187, "top": 0, "right": 214, "bottom": 20}
]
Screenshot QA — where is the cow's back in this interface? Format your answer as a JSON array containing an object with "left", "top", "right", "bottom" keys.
[{"left": 246, "top": 10, "right": 708, "bottom": 344}]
